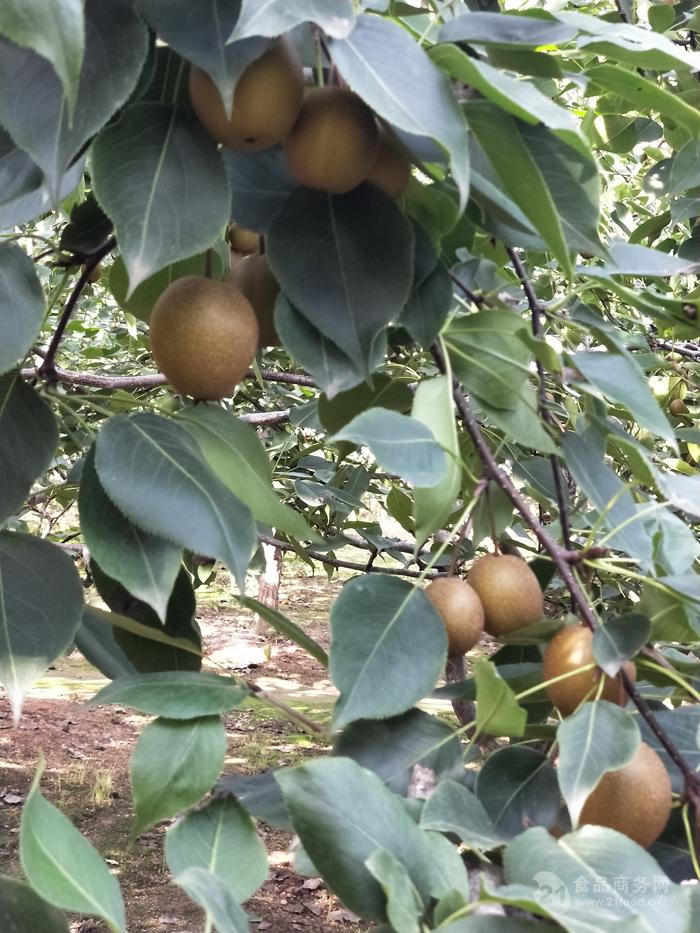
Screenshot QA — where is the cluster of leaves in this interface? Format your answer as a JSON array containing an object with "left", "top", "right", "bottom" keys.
[{"left": 1, "top": 0, "right": 700, "bottom": 931}]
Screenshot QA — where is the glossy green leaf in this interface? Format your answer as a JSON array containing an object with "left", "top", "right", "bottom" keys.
[
  {"left": 412, "top": 375, "right": 461, "bottom": 548},
  {"left": 92, "top": 671, "right": 248, "bottom": 719},
  {"left": 421, "top": 780, "right": 504, "bottom": 851},
  {"left": 440, "top": 12, "right": 576, "bottom": 47},
  {"left": 444, "top": 310, "right": 531, "bottom": 410},
  {"left": 0, "top": 242, "right": 45, "bottom": 374},
  {"left": 20, "top": 759, "right": 126, "bottom": 933},
  {"left": 267, "top": 185, "right": 414, "bottom": 375},
  {"left": 276, "top": 757, "right": 451, "bottom": 920},
  {"left": 0, "top": 374, "right": 58, "bottom": 524},
  {"left": 0, "top": 0, "right": 147, "bottom": 199},
  {"left": 0, "top": 0, "right": 84, "bottom": 113},
  {"left": 474, "top": 659, "right": 527, "bottom": 738},
  {"left": 79, "top": 446, "right": 181, "bottom": 623},
  {"left": 166, "top": 796, "right": 267, "bottom": 901},
  {"left": 330, "top": 575, "right": 447, "bottom": 728},
  {"left": 332, "top": 408, "right": 446, "bottom": 487},
  {"left": 572, "top": 350, "right": 675, "bottom": 444},
  {"left": 334, "top": 708, "right": 463, "bottom": 795},
  {"left": 557, "top": 701, "right": 640, "bottom": 826},
  {"left": 92, "top": 103, "right": 229, "bottom": 292},
  {"left": 131, "top": 716, "right": 226, "bottom": 835},
  {"left": 476, "top": 747, "right": 560, "bottom": 839},
  {"left": 174, "top": 867, "right": 251, "bottom": 933},
  {"left": 465, "top": 102, "right": 571, "bottom": 275},
  {"left": 177, "top": 405, "right": 314, "bottom": 541},
  {"left": 231, "top": 0, "right": 355, "bottom": 40},
  {"left": 0, "top": 875, "right": 68, "bottom": 933},
  {"left": 592, "top": 613, "right": 651, "bottom": 676},
  {"left": 233, "top": 596, "right": 328, "bottom": 667},
  {"left": 330, "top": 15, "right": 470, "bottom": 211},
  {"left": 0, "top": 532, "right": 83, "bottom": 720},
  {"left": 499, "top": 825, "right": 688, "bottom": 933},
  {"left": 274, "top": 295, "right": 370, "bottom": 398},
  {"left": 222, "top": 147, "right": 296, "bottom": 233},
  {"left": 366, "top": 849, "right": 423, "bottom": 933},
  {"left": 318, "top": 375, "right": 413, "bottom": 437},
  {"left": 94, "top": 413, "right": 256, "bottom": 589}
]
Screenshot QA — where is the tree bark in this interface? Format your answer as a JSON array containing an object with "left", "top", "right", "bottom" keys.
[{"left": 254, "top": 543, "right": 284, "bottom": 636}]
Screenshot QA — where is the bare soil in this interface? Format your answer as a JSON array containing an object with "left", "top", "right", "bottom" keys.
[{"left": 0, "top": 565, "right": 366, "bottom": 933}]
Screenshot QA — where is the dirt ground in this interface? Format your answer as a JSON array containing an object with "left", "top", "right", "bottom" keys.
[{"left": 0, "top": 564, "right": 375, "bottom": 933}]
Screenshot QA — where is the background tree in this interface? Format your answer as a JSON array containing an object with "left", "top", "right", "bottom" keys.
[{"left": 1, "top": 0, "right": 700, "bottom": 931}]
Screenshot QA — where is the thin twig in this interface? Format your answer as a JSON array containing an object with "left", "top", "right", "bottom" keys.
[{"left": 24, "top": 365, "right": 316, "bottom": 391}]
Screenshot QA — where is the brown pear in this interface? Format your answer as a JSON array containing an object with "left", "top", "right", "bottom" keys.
[
  {"left": 468, "top": 554, "right": 543, "bottom": 636},
  {"left": 425, "top": 577, "right": 485, "bottom": 657},
  {"left": 365, "top": 125, "right": 412, "bottom": 198},
  {"left": 149, "top": 276, "right": 258, "bottom": 400},
  {"left": 284, "top": 86, "right": 379, "bottom": 193},
  {"left": 579, "top": 741, "right": 672, "bottom": 847},
  {"left": 228, "top": 223, "right": 260, "bottom": 254},
  {"left": 189, "top": 38, "right": 304, "bottom": 151},
  {"left": 228, "top": 254, "right": 280, "bottom": 348},
  {"left": 542, "top": 624, "right": 636, "bottom": 716}
]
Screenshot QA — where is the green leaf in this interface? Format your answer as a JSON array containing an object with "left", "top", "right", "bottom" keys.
[
  {"left": 439, "top": 919, "right": 543, "bottom": 933},
  {"left": 318, "top": 374, "right": 413, "bottom": 438},
  {"left": 500, "top": 825, "right": 688, "bottom": 933},
  {"left": 221, "top": 146, "right": 296, "bottom": 233},
  {"left": 267, "top": 185, "right": 414, "bottom": 375},
  {"left": 276, "top": 756, "right": 451, "bottom": 920},
  {"left": 166, "top": 796, "right": 267, "bottom": 901},
  {"left": 0, "top": 374, "right": 58, "bottom": 524},
  {"left": 109, "top": 248, "right": 228, "bottom": 322},
  {"left": 571, "top": 350, "right": 675, "bottom": 444},
  {"left": 474, "top": 659, "right": 527, "bottom": 738},
  {"left": 592, "top": 613, "right": 651, "bottom": 676},
  {"left": 177, "top": 405, "right": 314, "bottom": 541},
  {"left": 365, "top": 849, "right": 423, "bottom": 933},
  {"left": 334, "top": 708, "right": 463, "bottom": 795},
  {"left": 0, "top": 243, "right": 45, "bottom": 374},
  {"left": 477, "top": 389, "right": 557, "bottom": 455},
  {"left": 233, "top": 596, "right": 329, "bottom": 667},
  {"left": 0, "top": 0, "right": 84, "bottom": 114},
  {"left": 440, "top": 12, "right": 576, "bottom": 47},
  {"left": 465, "top": 102, "right": 571, "bottom": 275},
  {"left": 330, "top": 15, "right": 470, "bottom": 212},
  {"left": 0, "top": 0, "right": 147, "bottom": 200},
  {"left": 92, "top": 103, "right": 229, "bottom": 293},
  {"left": 231, "top": 0, "right": 355, "bottom": 41},
  {"left": 79, "top": 446, "right": 182, "bottom": 623},
  {"left": 20, "top": 758, "right": 126, "bottom": 933},
  {"left": 139, "top": 1, "right": 269, "bottom": 117},
  {"left": 274, "top": 295, "right": 370, "bottom": 398},
  {"left": 0, "top": 875, "right": 68, "bottom": 933},
  {"left": 330, "top": 576, "right": 447, "bottom": 729},
  {"left": 332, "top": 408, "right": 446, "bottom": 487},
  {"left": 401, "top": 261, "right": 453, "bottom": 348},
  {"left": 476, "top": 747, "right": 560, "bottom": 839},
  {"left": 412, "top": 375, "right": 461, "bottom": 548},
  {"left": 92, "top": 671, "right": 248, "bottom": 719},
  {"left": 557, "top": 702, "right": 640, "bottom": 826},
  {"left": 0, "top": 532, "right": 83, "bottom": 720},
  {"left": 174, "top": 867, "right": 251, "bottom": 933},
  {"left": 444, "top": 310, "right": 531, "bottom": 410},
  {"left": 94, "top": 413, "right": 256, "bottom": 589},
  {"left": 74, "top": 608, "right": 138, "bottom": 680},
  {"left": 60, "top": 193, "right": 112, "bottom": 254},
  {"left": 587, "top": 64, "right": 700, "bottom": 135},
  {"left": 216, "top": 770, "right": 292, "bottom": 831},
  {"left": 420, "top": 779, "right": 504, "bottom": 851},
  {"left": 586, "top": 242, "right": 699, "bottom": 277},
  {"left": 637, "top": 707, "right": 700, "bottom": 794},
  {"left": 432, "top": 44, "right": 583, "bottom": 153},
  {"left": 131, "top": 716, "right": 226, "bottom": 835}
]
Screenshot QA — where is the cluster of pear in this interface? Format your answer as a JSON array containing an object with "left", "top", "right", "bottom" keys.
[
  {"left": 425, "top": 553, "right": 544, "bottom": 656},
  {"left": 426, "top": 561, "right": 672, "bottom": 849},
  {"left": 148, "top": 38, "right": 412, "bottom": 401}
]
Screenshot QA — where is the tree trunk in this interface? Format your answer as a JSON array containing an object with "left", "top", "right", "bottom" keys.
[{"left": 254, "top": 543, "right": 284, "bottom": 636}]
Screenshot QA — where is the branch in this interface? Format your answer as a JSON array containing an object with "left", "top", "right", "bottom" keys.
[
  {"left": 449, "top": 271, "right": 484, "bottom": 308},
  {"left": 649, "top": 337, "right": 700, "bottom": 362},
  {"left": 38, "top": 238, "right": 117, "bottom": 381},
  {"left": 507, "top": 248, "right": 572, "bottom": 550},
  {"left": 258, "top": 533, "right": 439, "bottom": 579},
  {"left": 24, "top": 364, "right": 316, "bottom": 391},
  {"left": 431, "top": 343, "right": 700, "bottom": 801}
]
